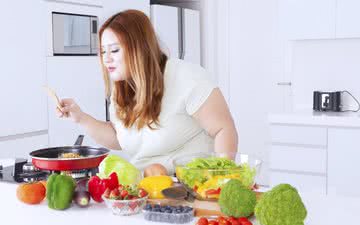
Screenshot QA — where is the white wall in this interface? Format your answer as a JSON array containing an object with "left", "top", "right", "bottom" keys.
[
  {"left": 210, "top": 0, "right": 282, "bottom": 185},
  {"left": 291, "top": 39, "right": 360, "bottom": 111}
]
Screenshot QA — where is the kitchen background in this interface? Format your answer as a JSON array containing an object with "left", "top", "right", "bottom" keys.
[{"left": 1, "top": 0, "right": 360, "bottom": 197}]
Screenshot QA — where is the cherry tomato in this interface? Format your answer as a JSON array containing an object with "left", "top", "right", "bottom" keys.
[
  {"left": 237, "top": 217, "right": 252, "bottom": 225},
  {"left": 138, "top": 188, "right": 148, "bottom": 198},
  {"left": 218, "top": 217, "right": 231, "bottom": 225},
  {"left": 228, "top": 217, "right": 240, "bottom": 225},
  {"left": 196, "top": 217, "right": 209, "bottom": 225},
  {"left": 120, "top": 189, "right": 128, "bottom": 198},
  {"left": 208, "top": 220, "right": 219, "bottom": 225}
]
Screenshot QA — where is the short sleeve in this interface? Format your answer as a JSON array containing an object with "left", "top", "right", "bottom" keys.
[{"left": 184, "top": 65, "right": 217, "bottom": 115}]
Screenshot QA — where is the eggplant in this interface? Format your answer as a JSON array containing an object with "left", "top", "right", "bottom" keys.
[
  {"left": 75, "top": 178, "right": 89, "bottom": 192},
  {"left": 73, "top": 191, "right": 91, "bottom": 207}
]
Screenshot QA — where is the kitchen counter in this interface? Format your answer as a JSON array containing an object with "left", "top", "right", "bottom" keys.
[
  {"left": 1, "top": 158, "right": 360, "bottom": 225},
  {"left": 269, "top": 110, "right": 360, "bottom": 128}
]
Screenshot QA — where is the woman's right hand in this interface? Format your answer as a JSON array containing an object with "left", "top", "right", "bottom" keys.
[{"left": 56, "top": 98, "right": 85, "bottom": 123}]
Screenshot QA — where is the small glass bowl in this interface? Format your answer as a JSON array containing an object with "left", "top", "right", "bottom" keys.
[{"left": 102, "top": 195, "right": 148, "bottom": 216}]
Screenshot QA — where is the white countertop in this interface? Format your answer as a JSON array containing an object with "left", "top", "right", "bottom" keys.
[
  {"left": 2, "top": 159, "right": 360, "bottom": 225},
  {"left": 269, "top": 110, "right": 360, "bottom": 128}
]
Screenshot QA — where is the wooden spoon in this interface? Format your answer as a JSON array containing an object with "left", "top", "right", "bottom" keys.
[{"left": 43, "top": 85, "right": 63, "bottom": 112}]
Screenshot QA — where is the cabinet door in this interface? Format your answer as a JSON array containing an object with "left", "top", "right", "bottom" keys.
[
  {"left": 101, "top": 0, "right": 150, "bottom": 20},
  {"left": 270, "top": 171, "right": 327, "bottom": 195},
  {"left": 151, "top": 5, "right": 179, "bottom": 58},
  {"left": 0, "top": 1, "right": 48, "bottom": 137},
  {"left": 151, "top": 5, "right": 200, "bottom": 64},
  {"left": 328, "top": 128, "right": 360, "bottom": 197},
  {"left": 278, "top": 0, "right": 336, "bottom": 39},
  {"left": 184, "top": 8, "right": 200, "bottom": 64},
  {"left": 0, "top": 134, "right": 48, "bottom": 159},
  {"left": 336, "top": 0, "right": 360, "bottom": 38},
  {"left": 46, "top": 0, "right": 103, "bottom": 7},
  {"left": 46, "top": 57, "right": 105, "bottom": 147}
]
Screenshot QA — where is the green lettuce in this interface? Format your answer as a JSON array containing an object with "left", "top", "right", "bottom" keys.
[
  {"left": 98, "top": 155, "right": 141, "bottom": 185},
  {"left": 178, "top": 157, "right": 256, "bottom": 189}
]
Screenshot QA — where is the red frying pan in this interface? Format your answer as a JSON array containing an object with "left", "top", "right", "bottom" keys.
[{"left": 29, "top": 135, "right": 110, "bottom": 171}]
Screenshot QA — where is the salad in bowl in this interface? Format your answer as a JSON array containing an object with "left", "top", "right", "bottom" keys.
[{"left": 173, "top": 153, "right": 262, "bottom": 201}]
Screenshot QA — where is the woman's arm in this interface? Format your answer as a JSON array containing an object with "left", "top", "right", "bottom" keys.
[
  {"left": 58, "top": 98, "right": 121, "bottom": 150},
  {"left": 192, "top": 88, "right": 238, "bottom": 159}
]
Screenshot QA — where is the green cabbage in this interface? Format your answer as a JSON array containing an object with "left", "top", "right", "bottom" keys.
[
  {"left": 255, "top": 183, "right": 307, "bottom": 225},
  {"left": 98, "top": 155, "right": 141, "bottom": 185}
]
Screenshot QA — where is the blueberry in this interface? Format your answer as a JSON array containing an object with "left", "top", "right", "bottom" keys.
[
  {"left": 154, "top": 204, "right": 160, "bottom": 209},
  {"left": 164, "top": 209, "right": 171, "bottom": 213},
  {"left": 144, "top": 204, "right": 152, "bottom": 211}
]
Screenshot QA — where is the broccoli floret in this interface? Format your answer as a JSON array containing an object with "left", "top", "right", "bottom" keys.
[
  {"left": 218, "top": 179, "right": 257, "bottom": 217},
  {"left": 255, "top": 184, "right": 307, "bottom": 225}
]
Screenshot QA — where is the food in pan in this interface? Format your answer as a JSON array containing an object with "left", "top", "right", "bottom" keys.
[{"left": 60, "top": 152, "right": 82, "bottom": 159}]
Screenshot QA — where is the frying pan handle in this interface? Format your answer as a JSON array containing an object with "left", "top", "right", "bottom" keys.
[{"left": 74, "top": 135, "right": 84, "bottom": 146}]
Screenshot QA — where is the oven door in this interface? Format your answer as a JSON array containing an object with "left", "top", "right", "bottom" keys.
[{"left": 52, "top": 12, "right": 98, "bottom": 56}]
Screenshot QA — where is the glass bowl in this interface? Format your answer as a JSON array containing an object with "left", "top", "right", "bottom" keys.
[
  {"left": 173, "top": 152, "right": 262, "bottom": 201},
  {"left": 102, "top": 195, "right": 148, "bottom": 216}
]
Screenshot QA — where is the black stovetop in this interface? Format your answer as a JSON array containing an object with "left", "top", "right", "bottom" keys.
[{"left": 0, "top": 158, "right": 98, "bottom": 183}]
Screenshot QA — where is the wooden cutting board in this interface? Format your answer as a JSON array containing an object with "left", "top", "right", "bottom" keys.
[{"left": 147, "top": 191, "right": 263, "bottom": 218}]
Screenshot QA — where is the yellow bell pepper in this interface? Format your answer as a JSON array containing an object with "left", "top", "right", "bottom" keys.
[{"left": 138, "top": 175, "right": 173, "bottom": 199}]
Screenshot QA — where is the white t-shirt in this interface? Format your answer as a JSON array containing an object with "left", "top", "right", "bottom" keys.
[{"left": 109, "top": 58, "right": 216, "bottom": 173}]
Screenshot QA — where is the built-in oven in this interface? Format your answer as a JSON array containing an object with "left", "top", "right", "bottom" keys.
[{"left": 52, "top": 12, "right": 98, "bottom": 56}]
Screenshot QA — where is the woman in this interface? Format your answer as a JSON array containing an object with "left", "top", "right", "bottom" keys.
[{"left": 57, "top": 10, "right": 238, "bottom": 172}]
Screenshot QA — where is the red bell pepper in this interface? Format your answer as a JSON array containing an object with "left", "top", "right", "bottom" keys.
[
  {"left": 205, "top": 187, "right": 221, "bottom": 196},
  {"left": 88, "top": 172, "right": 119, "bottom": 203}
]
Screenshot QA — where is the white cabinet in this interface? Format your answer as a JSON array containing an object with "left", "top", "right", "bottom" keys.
[
  {"left": 0, "top": 134, "right": 48, "bottom": 159},
  {"left": 101, "top": 0, "right": 150, "bottom": 22},
  {"left": 269, "top": 124, "right": 327, "bottom": 194},
  {"left": 328, "top": 128, "right": 360, "bottom": 197},
  {"left": 270, "top": 171, "right": 327, "bottom": 194},
  {"left": 0, "top": 1, "right": 48, "bottom": 137},
  {"left": 45, "top": 0, "right": 103, "bottom": 7},
  {"left": 270, "top": 145, "right": 327, "bottom": 174},
  {"left": 269, "top": 115, "right": 360, "bottom": 197},
  {"left": 46, "top": 57, "right": 105, "bottom": 147},
  {"left": 270, "top": 125, "right": 327, "bottom": 146},
  {"left": 151, "top": 5, "right": 179, "bottom": 58},
  {"left": 336, "top": 0, "right": 360, "bottom": 38},
  {"left": 151, "top": 5, "right": 201, "bottom": 64},
  {"left": 278, "top": 0, "right": 336, "bottom": 39}
]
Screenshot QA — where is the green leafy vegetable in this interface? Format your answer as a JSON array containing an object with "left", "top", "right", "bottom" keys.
[
  {"left": 177, "top": 157, "right": 256, "bottom": 189},
  {"left": 98, "top": 155, "right": 141, "bottom": 185}
]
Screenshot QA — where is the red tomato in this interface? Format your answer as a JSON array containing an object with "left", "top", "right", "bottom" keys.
[
  {"left": 120, "top": 189, "right": 128, "bottom": 198},
  {"left": 237, "top": 217, "right": 252, "bottom": 225},
  {"left": 208, "top": 220, "right": 219, "bottom": 225},
  {"left": 218, "top": 218, "right": 231, "bottom": 225},
  {"left": 138, "top": 188, "right": 148, "bottom": 198},
  {"left": 228, "top": 217, "right": 240, "bottom": 225},
  {"left": 196, "top": 217, "right": 209, "bottom": 225}
]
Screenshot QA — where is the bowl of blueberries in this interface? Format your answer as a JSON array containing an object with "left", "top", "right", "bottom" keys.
[{"left": 142, "top": 204, "right": 194, "bottom": 224}]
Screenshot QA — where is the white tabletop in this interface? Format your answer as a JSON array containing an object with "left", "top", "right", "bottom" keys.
[{"left": 1, "top": 159, "right": 360, "bottom": 225}]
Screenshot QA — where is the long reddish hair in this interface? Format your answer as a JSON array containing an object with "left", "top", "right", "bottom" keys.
[{"left": 99, "top": 10, "right": 167, "bottom": 130}]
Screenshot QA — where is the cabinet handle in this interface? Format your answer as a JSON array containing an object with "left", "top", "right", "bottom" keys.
[{"left": 277, "top": 82, "right": 292, "bottom": 86}]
